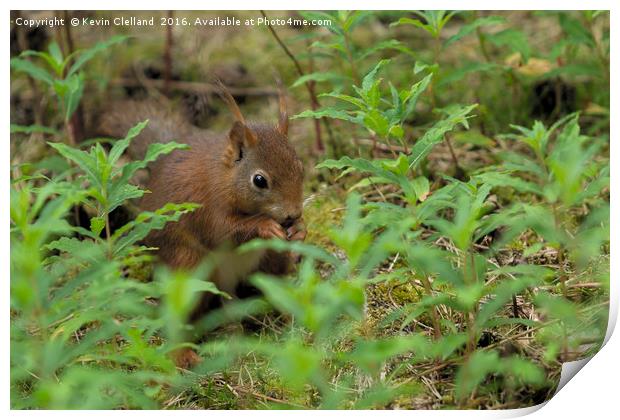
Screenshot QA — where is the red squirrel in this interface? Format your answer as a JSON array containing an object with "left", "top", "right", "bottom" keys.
[{"left": 100, "top": 84, "right": 306, "bottom": 319}]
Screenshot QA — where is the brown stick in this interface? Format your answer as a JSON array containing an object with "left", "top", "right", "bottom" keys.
[
  {"left": 61, "top": 10, "right": 84, "bottom": 145},
  {"left": 163, "top": 11, "right": 174, "bottom": 95},
  {"left": 63, "top": 11, "right": 75, "bottom": 52},
  {"left": 444, "top": 135, "right": 466, "bottom": 179},
  {"left": 112, "top": 78, "right": 278, "bottom": 97}
]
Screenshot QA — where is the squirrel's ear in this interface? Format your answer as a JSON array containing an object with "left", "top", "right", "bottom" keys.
[
  {"left": 225, "top": 122, "right": 256, "bottom": 164},
  {"left": 277, "top": 82, "right": 289, "bottom": 136},
  {"left": 225, "top": 121, "right": 258, "bottom": 163}
]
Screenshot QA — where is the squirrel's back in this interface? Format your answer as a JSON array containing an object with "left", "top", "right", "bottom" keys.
[{"left": 99, "top": 99, "right": 207, "bottom": 159}]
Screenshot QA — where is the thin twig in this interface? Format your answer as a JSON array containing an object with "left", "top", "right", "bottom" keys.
[
  {"left": 444, "top": 135, "right": 464, "bottom": 177},
  {"left": 259, "top": 10, "right": 326, "bottom": 152},
  {"left": 113, "top": 78, "right": 278, "bottom": 97},
  {"left": 163, "top": 11, "right": 174, "bottom": 95},
  {"left": 61, "top": 10, "right": 84, "bottom": 145}
]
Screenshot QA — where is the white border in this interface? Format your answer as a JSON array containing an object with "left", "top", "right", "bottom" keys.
[{"left": 3, "top": 1, "right": 618, "bottom": 419}]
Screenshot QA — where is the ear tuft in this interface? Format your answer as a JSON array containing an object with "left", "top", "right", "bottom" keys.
[
  {"left": 216, "top": 80, "right": 247, "bottom": 124},
  {"left": 243, "top": 124, "right": 258, "bottom": 146},
  {"left": 276, "top": 80, "right": 289, "bottom": 136}
]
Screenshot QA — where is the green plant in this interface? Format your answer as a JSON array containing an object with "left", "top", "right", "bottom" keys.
[
  {"left": 304, "top": 64, "right": 607, "bottom": 405},
  {"left": 46, "top": 121, "right": 191, "bottom": 259},
  {"left": 10, "top": 122, "right": 223, "bottom": 408},
  {"left": 10, "top": 35, "right": 126, "bottom": 143}
]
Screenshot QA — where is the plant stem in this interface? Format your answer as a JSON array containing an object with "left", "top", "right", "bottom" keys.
[
  {"left": 474, "top": 10, "right": 492, "bottom": 64},
  {"left": 463, "top": 250, "right": 478, "bottom": 355},
  {"left": 420, "top": 275, "right": 443, "bottom": 339},
  {"left": 61, "top": 11, "right": 84, "bottom": 145},
  {"left": 585, "top": 15, "right": 609, "bottom": 84},
  {"left": 342, "top": 28, "right": 361, "bottom": 86},
  {"left": 105, "top": 212, "right": 112, "bottom": 259},
  {"left": 259, "top": 10, "right": 326, "bottom": 152},
  {"left": 444, "top": 135, "right": 465, "bottom": 178}
]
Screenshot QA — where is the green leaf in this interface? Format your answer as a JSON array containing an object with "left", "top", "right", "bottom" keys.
[
  {"left": 504, "top": 356, "right": 546, "bottom": 385},
  {"left": 90, "top": 216, "right": 105, "bottom": 237},
  {"left": 472, "top": 171, "right": 542, "bottom": 195},
  {"left": 363, "top": 109, "right": 389, "bottom": 137},
  {"left": 394, "top": 11, "right": 456, "bottom": 38},
  {"left": 19, "top": 49, "right": 65, "bottom": 76},
  {"left": 237, "top": 238, "right": 340, "bottom": 267},
  {"left": 437, "top": 62, "right": 498, "bottom": 87},
  {"left": 476, "top": 276, "right": 540, "bottom": 328},
  {"left": 317, "top": 156, "right": 414, "bottom": 200},
  {"left": 402, "top": 74, "right": 432, "bottom": 120},
  {"left": 414, "top": 61, "right": 432, "bottom": 74},
  {"left": 291, "top": 72, "right": 347, "bottom": 88},
  {"left": 319, "top": 93, "right": 366, "bottom": 109},
  {"left": 348, "top": 335, "right": 430, "bottom": 374},
  {"left": 429, "top": 334, "right": 468, "bottom": 360},
  {"left": 453, "top": 130, "right": 494, "bottom": 147},
  {"left": 388, "top": 125, "right": 404, "bottom": 140},
  {"left": 445, "top": 16, "right": 506, "bottom": 46},
  {"left": 67, "top": 35, "right": 128, "bottom": 77},
  {"left": 558, "top": 13, "right": 596, "bottom": 48},
  {"left": 108, "top": 120, "right": 149, "bottom": 166},
  {"left": 410, "top": 176, "right": 430, "bottom": 201},
  {"left": 357, "top": 39, "right": 415, "bottom": 60},
  {"left": 392, "top": 17, "right": 434, "bottom": 36},
  {"left": 158, "top": 263, "right": 228, "bottom": 340},
  {"left": 361, "top": 59, "right": 390, "bottom": 93},
  {"left": 271, "top": 339, "right": 322, "bottom": 390},
  {"left": 534, "top": 292, "right": 579, "bottom": 325},
  {"left": 381, "top": 153, "right": 409, "bottom": 176},
  {"left": 48, "top": 42, "right": 65, "bottom": 72},
  {"left": 48, "top": 142, "right": 101, "bottom": 189},
  {"left": 10, "top": 124, "right": 59, "bottom": 135},
  {"left": 456, "top": 282, "right": 486, "bottom": 311},
  {"left": 342, "top": 10, "right": 372, "bottom": 32},
  {"left": 487, "top": 29, "right": 531, "bottom": 61},
  {"left": 44, "top": 237, "right": 105, "bottom": 263},
  {"left": 116, "top": 141, "right": 189, "bottom": 188},
  {"left": 111, "top": 202, "right": 199, "bottom": 257},
  {"left": 404, "top": 244, "right": 464, "bottom": 286},
  {"left": 107, "top": 184, "right": 144, "bottom": 214},
  {"left": 455, "top": 350, "right": 502, "bottom": 400},
  {"left": 64, "top": 73, "right": 85, "bottom": 120},
  {"left": 544, "top": 63, "right": 603, "bottom": 78},
  {"left": 292, "top": 108, "right": 360, "bottom": 123},
  {"left": 10, "top": 57, "right": 54, "bottom": 85},
  {"left": 408, "top": 104, "right": 478, "bottom": 169}
]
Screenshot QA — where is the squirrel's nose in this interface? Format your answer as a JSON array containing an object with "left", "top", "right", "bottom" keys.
[{"left": 281, "top": 213, "right": 301, "bottom": 228}]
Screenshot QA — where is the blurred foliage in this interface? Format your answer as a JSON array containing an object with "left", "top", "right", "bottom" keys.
[{"left": 10, "top": 10, "right": 609, "bottom": 409}]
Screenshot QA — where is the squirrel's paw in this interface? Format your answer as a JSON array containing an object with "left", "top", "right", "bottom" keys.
[
  {"left": 286, "top": 218, "right": 307, "bottom": 264},
  {"left": 257, "top": 218, "right": 287, "bottom": 240},
  {"left": 287, "top": 218, "right": 307, "bottom": 242}
]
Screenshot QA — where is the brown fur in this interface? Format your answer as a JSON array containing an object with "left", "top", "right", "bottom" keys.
[{"left": 99, "top": 91, "right": 306, "bottom": 313}]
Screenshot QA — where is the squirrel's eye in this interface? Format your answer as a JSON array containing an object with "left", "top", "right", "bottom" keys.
[{"left": 253, "top": 174, "right": 268, "bottom": 189}]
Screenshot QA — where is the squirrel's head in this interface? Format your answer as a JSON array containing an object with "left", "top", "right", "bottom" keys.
[{"left": 219, "top": 83, "right": 304, "bottom": 227}]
